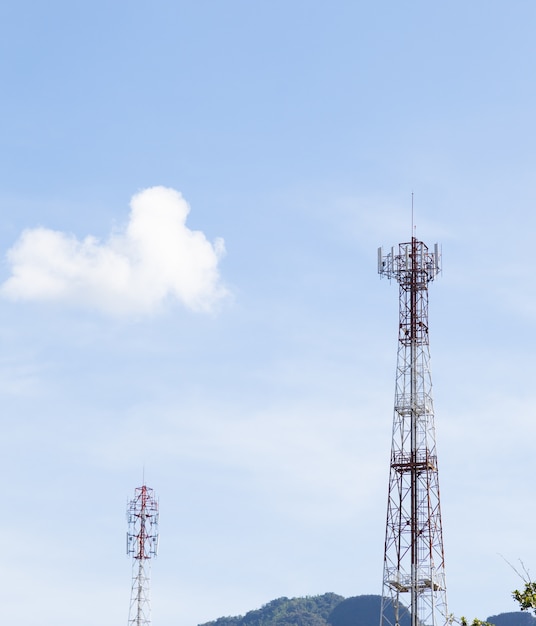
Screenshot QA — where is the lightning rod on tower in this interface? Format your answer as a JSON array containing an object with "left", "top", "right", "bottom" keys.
[
  {"left": 378, "top": 236, "right": 448, "bottom": 626},
  {"left": 127, "top": 484, "right": 159, "bottom": 626}
]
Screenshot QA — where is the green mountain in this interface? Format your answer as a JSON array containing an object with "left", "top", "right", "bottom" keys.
[
  {"left": 486, "top": 613, "right": 536, "bottom": 626},
  {"left": 198, "top": 593, "right": 343, "bottom": 626},
  {"left": 198, "top": 594, "right": 409, "bottom": 626},
  {"left": 198, "top": 594, "right": 536, "bottom": 626}
]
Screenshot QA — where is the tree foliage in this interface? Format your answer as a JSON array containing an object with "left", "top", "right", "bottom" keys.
[
  {"left": 504, "top": 559, "right": 536, "bottom": 616},
  {"left": 513, "top": 583, "right": 536, "bottom": 615},
  {"left": 460, "top": 617, "right": 494, "bottom": 626}
]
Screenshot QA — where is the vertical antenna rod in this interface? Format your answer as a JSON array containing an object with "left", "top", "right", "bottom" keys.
[
  {"left": 127, "top": 484, "right": 159, "bottom": 626},
  {"left": 378, "top": 237, "right": 448, "bottom": 626},
  {"left": 411, "top": 192, "right": 414, "bottom": 236}
]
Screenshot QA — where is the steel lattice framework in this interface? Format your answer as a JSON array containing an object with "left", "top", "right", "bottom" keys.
[
  {"left": 127, "top": 485, "right": 159, "bottom": 626},
  {"left": 378, "top": 238, "right": 448, "bottom": 626}
]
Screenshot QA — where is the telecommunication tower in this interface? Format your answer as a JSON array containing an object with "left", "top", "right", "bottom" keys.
[
  {"left": 378, "top": 237, "right": 448, "bottom": 626},
  {"left": 127, "top": 484, "right": 159, "bottom": 626}
]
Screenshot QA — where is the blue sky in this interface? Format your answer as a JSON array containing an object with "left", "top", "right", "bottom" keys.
[{"left": 1, "top": 1, "right": 536, "bottom": 624}]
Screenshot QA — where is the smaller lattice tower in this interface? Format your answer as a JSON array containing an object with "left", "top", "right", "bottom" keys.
[
  {"left": 127, "top": 484, "right": 159, "bottom": 626},
  {"left": 378, "top": 236, "right": 448, "bottom": 626}
]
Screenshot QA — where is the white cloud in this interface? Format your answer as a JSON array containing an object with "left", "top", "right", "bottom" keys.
[{"left": 0, "top": 186, "right": 228, "bottom": 315}]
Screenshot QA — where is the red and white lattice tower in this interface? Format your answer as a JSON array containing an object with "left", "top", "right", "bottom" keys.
[
  {"left": 127, "top": 485, "right": 159, "bottom": 626},
  {"left": 378, "top": 237, "right": 448, "bottom": 626}
]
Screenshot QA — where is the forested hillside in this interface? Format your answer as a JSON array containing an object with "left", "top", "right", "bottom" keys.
[
  {"left": 487, "top": 613, "right": 536, "bottom": 626},
  {"left": 198, "top": 594, "right": 408, "bottom": 626},
  {"left": 198, "top": 594, "right": 536, "bottom": 626}
]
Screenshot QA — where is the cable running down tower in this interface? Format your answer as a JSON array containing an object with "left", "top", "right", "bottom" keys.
[
  {"left": 127, "top": 484, "right": 159, "bottom": 626},
  {"left": 378, "top": 237, "right": 448, "bottom": 626}
]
